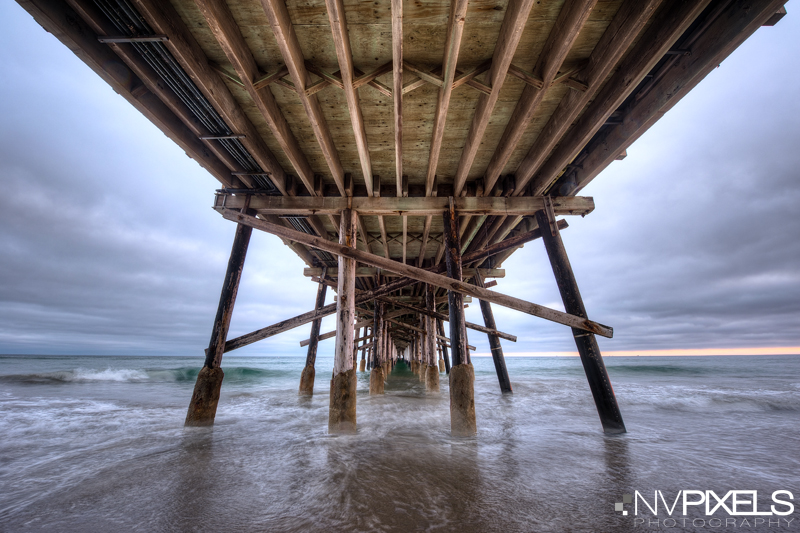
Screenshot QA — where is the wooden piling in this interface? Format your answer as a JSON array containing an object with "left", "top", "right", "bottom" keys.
[
  {"left": 329, "top": 209, "right": 357, "bottom": 433},
  {"left": 443, "top": 205, "right": 476, "bottom": 436},
  {"left": 370, "top": 300, "right": 385, "bottom": 394},
  {"left": 534, "top": 209, "right": 625, "bottom": 434},
  {"left": 300, "top": 272, "right": 328, "bottom": 395},
  {"left": 186, "top": 221, "right": 252, "bottom": 426},
  {"left": 438, "top": 318, "right": 451, "bottom": 374},
  {"left": 475, "top": 273, "right": 512, "bottom": 393},
  {"left": 425, "top": 283, "right": 440, "bottom": 391}
]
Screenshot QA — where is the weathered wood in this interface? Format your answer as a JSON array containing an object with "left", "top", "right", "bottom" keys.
[
  {"left": 304, "top": 273, "right": 328, "bottom": 367},
  {"left": 425, "top": 0, "right": 469, "bottom": 197},
  {"left": 224, "top": 219, "right": 567, "bottom": 352},
  {"left": 194, "top": 0, "right": 316, "bottom": 195},
  {"left": 475, "top": 273, "right": 512, "bottom": 393},
  {"left": 130, "top": 0, "right": 287, "bottom": 192},
  {"left": 525, "top": 0, "right": 712, "bottom": 195},
  {"left": 437, "top": 318, "right": 451, "bottom": 374},
  {"left": 299, "top": 308, "right": 407, "bottom": 347},
  {"left": 223, "top": 209, "right": 613, "bottom": 337},
  {"left": 534, "top": 210, "right": 624, "bottom": 433},
  {"left": 443, "top": 208, "right": 470, "bottom": 366},
  {"left": 483, "top": 0, "right": 598, "bottom": 193},
  {"left": 259, "top": 0, "right": 346, "bottom": 196},
  {"left": 325, "top": 0, "right": 373, "bottom": 193},
  {"left": 452, "top": 0, "right": 537, "bottom": 196},
  {"left": 391, "top": 0, "right": 403, "bottom": 195},
  {"left": 555, "top": 0, "right": 785, "bottom": 196},
  {"left": 303, "top": 267, "right": 505, "bottom": 278},
  {"left": 214, "top": 194, "right": 595, "bottom": 217}
]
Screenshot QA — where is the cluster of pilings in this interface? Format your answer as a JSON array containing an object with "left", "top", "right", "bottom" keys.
[{"left": 185, "top": 204, "right": 626, "bottom": 436}]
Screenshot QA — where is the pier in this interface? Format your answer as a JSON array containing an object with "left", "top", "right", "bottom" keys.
[{"left": 16, "top": 0, "right": 787, "bottom": 435}]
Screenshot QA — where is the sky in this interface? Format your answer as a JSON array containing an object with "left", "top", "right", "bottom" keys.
[{"left": 0, "top": 2, "right": 798, "bottom": 358}]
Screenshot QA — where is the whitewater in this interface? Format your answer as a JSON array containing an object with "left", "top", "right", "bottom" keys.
[{"left": 1, "top": 354, "right": 798, "bottom": 532}]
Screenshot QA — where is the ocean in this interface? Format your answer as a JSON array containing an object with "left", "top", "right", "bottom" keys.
[{"left": 0, "top": 354, "right": 798, "bottom": 532}]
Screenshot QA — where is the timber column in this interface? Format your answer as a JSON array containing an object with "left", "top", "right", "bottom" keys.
[
  {"left": 534, "top": 209, "right": 625, "bottom": 434},
  {"left": 443, "top": 204, "right": 477, "bottom": 436},
  {"left": 425, "top": 284, "right": 440, "bottom": 391},
  {"left": 185, "top": 221, "right": 252, "bottom": 426},
  {"left": 329, "top": 209, "right": 358, "bottom": 433},
  {"left": 438, "top": 318, "right": 451, "bottom": 374},
  {"left": 475, "top": 273, "right": 512, "bottom": 393},
  {"left": 370, "top": 301, "right": 385, "bottom": 394},
  {"left": 299, "top": 269, "right": 328, "bottom": 395}
]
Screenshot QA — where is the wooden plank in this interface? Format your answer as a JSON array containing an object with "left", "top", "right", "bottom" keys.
[
  {"left": 451, "top": 60, "right": 492, "bottom": 90},
  {"left": 222, "top": 210, "right": 613, "bottom": 337},
  {"left": 259, "top": 0, "right": 346, "bottom": 196},
  {"left": 425, "top": 0, "right": 469, "bottom": 197},
  {"left": 506, "top": 63, "right": 543, "bottom": 89},
  {"left": 303, "top": 267, "right": 505, "bottom": 278},
  {"left": 252, "top": 66, "right": 290, "bottom": 90},
  {"left": 194, "top": 0, "right": 317, "bottom": 195},
  {"left": 224, "top": 220, "right": 564, "bottom": 352},
  {"left": 325, "top": 0, "right": 373, "bottom": 193},
  {"left": 130, "top": 0, "right": 287, "bottom": 192},
  {"left": 483, "top": 0, "right": 598, "bottom": 194},
  {"left": 214, "top": 194, "right": 595, "bottom": 216},
  {"left": 516, "top": 0, "right": 686, "bottom": 195}
]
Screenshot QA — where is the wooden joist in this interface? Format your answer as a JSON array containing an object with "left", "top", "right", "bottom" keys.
[
  {"left": 194, "top": 0, "right": 316, "bottom": 195},
  {"left": 130, "top": 0, "right": 288, "bottom": 193},
  {"left": 222, "top": 209, "right": 613, "bottom": 337},
  {"left": 452, "top": 0, "right": 537, "bottom": 196},
  {"left": 259, "top": 0, "right": 346, "bottom": 196},
  {"left": 483, "top": 0, "right": 598, "bottom": 193},
  {"left": 425, "top": 0, "right": 468, "bottom": 197},
  {"left": 213, "top": 194, "right": 595, "bottom": 216},
  {"left": 303, "top": 267, "right": 505, "bottom": 278}
]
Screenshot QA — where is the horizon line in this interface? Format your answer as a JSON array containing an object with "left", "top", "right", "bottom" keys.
[{"left": 471, "top": 347, "right": 800, "bottom": 357}]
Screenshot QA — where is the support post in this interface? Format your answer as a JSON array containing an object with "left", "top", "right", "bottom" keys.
[
  {"left": 443, "top": 204, "right": 476, "bottom": 436},
  {"left": 534, "top": 210, "right": 625, "bottom": 434},
  {"left": 185, "top": 222, "right": 252, "bottom": 426},
  {"left": 476, "top": 273, "right": 512, "bottom": 393},
  {"left": 300, "top": 271, "right": 328, "bottom": 395},
  {"left": 359, "top": 326, "right": 368, "bottom": 371},
  {"left": 370, "top": 301, "right": 385, "bottom": 394},
  {"left": 425, "top": 284, "right": 440, "bottom": 391},
  {"left": 438, "top": 318, "right": 451, "bottom": 374},
  {"left": 329, "top": 209, "right": 357, "bottom": 433}
]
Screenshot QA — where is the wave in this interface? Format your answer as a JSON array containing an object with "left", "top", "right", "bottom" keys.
[
  {"left": 0, "top": 366, "right": 284, "bottom": 384},
  {"left": 606, "top": 364, "right": 710, "bottom": 376}
]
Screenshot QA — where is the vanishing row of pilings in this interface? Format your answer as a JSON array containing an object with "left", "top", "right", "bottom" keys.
[{"left": 185, "top": 205, "right": 626, "bottom": 435}]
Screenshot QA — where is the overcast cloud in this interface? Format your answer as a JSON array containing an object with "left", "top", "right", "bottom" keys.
[{"left": 0, "top": 2, "right": 798, "bottom": 357}]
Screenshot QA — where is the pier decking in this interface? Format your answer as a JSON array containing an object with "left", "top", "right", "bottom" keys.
[{"left": 17, "top": 0, "right": 787, "bottom": 433}]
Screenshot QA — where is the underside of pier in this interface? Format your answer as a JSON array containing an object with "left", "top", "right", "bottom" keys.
[{"left": 17, "top": 0, "right": 787, "bottom": 434}]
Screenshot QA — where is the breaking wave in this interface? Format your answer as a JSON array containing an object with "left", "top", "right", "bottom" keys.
[{"left": 0, "top": 366, "right": 282, "bottom": 384}]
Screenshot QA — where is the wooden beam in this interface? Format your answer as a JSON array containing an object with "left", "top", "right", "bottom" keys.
[
  {"left": 214, "top": 194, "right": 595, "bottom": 216},
  {"left": 304, "top": 267, "right": 505, "bottom": 278},
  {"left": 475, "top": 272, "right": 512, "bottom": 393},
  {"left": 260, "top": 0, "right": 346, "bottom": 196},
  {"left": 223, "top": 220, "right": 564, "bottom": 352},
  {"left": 425, "top": 0, "right": 469, "bottom": 197},
  {"left": 483, "top": 0, "right": 598, "bottom": 194},
  {"left": 325, "top": 0, "right": 373, "bottom": 193},
  {"left": 129, "top": 0, "right": 287, "bottom": 192},
  {"left": 300, "top": 309, "right": 407, "bottom": 347},
  {"left": 194, "top": 0, "right": 316, "bottom": 195},
  {"left": 392, "top": 0, "right": 403, "bottom": 196},
  {"left": 548, "top": 0, "right": 772, "bottom": 196},
  {"left": 519, "top": 0, "right": 707, "bottom": 195},
  {"left": 451, "top": 60, "right": 492, "bottom": 90},
  {"left": 452, "top": 0, "right": 537, "bottom": 195},
  {"left": 222, "top": 209, "right": 613, "bottom": 337}
]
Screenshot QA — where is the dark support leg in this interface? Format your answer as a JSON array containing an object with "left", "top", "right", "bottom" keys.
[
  {"left": 329, "top": 209, "right": 357, "bottom": 433},
  {"left": 370, "top": 301, "right": 385, "bottom": 394},
  {"left": 534, "top": 210, "right": 626, "bottom": 434},
  {"left": 359, "top": 326, "right": 368, "bottom": 372},
  {"left": 186, "top": 222, "right": 252, "bottom": 426},
  {"left": 475, "top": 274, "right": 512, "bottom": 393},
  {"left": 438, "top": 318, "right": 451, "bottom": 374},
  {"left": 443, "top": 205, "right": 477, "bottom": 436},
  {"left": 425, "top": 284, "right": 440, "bottom": 391},
  {"left": 300, "top": 274, "right": 328, "bottom": 395}
]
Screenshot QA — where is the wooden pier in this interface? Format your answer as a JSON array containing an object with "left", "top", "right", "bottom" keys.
[{"left": 17, "top": 0, "right": 786, "bottom": 434}]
